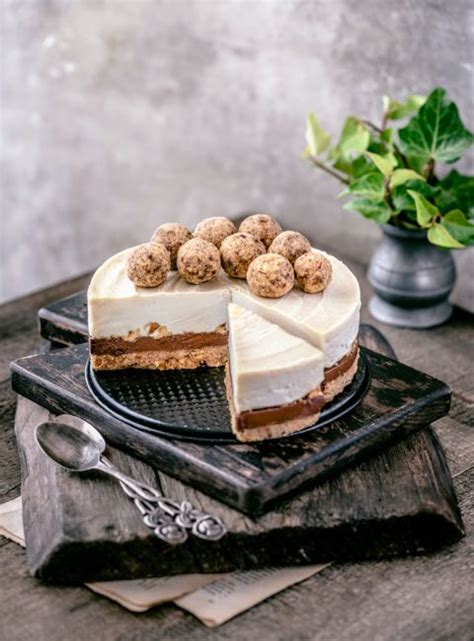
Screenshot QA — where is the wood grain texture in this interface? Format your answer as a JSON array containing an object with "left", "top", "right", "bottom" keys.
[
  {"left": 1, "top": 257, "right": 472, "bottom": 641},
  {"left": 15, "top": 396, "right": 463, "bottom": 584},
  {"left": 38, "top": 290, "right": 88, "bottom": 346},
  {"left": 10, "top": 343, "right": 452, "bottom": 515}
]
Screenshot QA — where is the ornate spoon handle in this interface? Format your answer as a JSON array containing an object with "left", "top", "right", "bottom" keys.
[{"left": 100, "top": 456, "right": 226, "bottom": 544}]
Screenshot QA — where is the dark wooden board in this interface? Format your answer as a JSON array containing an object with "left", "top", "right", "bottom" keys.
[
  {"left": 39, "top": 290, "right": 88, "bottom": 345},
  {"left": 15, "top": 395, "right": 464, "bottom": 584},
  {"left": 11, "top": 343, "right": 451, "bottom": 515}
]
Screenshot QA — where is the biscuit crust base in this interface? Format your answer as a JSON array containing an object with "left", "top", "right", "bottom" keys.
[{"left": 91, "top": 344, "right": 227, "bottom": 371}]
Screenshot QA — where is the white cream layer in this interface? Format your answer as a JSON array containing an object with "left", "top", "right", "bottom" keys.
[
  {"left": 88, "top": 248, "right": 231, "bottom": 338},
  {"left": 227, "top": 303, "right": 324, "bottom": 412},
  {"left": 88, "top": 246, "right": 360, "bottom": 367}
]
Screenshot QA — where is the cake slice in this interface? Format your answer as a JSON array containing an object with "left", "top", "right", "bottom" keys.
[{"left": 226, "top": 303, "right": 325, "bottom": 442}]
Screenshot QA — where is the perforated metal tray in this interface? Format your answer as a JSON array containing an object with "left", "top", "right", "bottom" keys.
[{"left": 85, "top": 351, "right": 370, "bottom": 443}]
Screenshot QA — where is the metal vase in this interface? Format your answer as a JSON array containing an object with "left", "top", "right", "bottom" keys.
[{"left": 367, "top": 224, "right": 456, "bottom": 329}]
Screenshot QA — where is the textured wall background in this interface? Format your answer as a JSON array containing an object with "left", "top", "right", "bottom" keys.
[{"left": 1, "top": 0, "right": 473, "bottom": 305}]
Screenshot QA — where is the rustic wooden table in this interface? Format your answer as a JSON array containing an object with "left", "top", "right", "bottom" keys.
[{"left": 1, "top": 257, "right": 473, "bottom": 641}]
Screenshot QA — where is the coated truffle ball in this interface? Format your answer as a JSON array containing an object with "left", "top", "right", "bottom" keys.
[
  {"left": 269, "top": 230, "right": 312, "bottom": 265},
  {"left": 151, "top": 223, "right": 193, "bottom": 269},
  {"left": 194, "top": 217, "right": 237, "bottom": 248},
  {"left": 177, "top": 238, "right": 221, "bottom": 284},
  {"left": 246, "top": 253, "right": 294, "bottom": 298},
  {"left": 220, "top": 232, "right": 266, "bottom": 279},
  {"left": 239, "top": 214, "right": 282, "bottom": 249},
  {"left": 127, "top": 242, "right": 171, "bottom": 288},
  {"left": 294, "top": 252, "right": 333, "bottom": 294}
]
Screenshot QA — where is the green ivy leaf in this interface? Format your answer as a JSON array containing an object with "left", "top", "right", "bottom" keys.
[
  {"left": 391, "top": 180, "right": 437, "bottom": 212},
  {"left": 427, "top": 223, "right": 465, "bottom": 248},
  {"left": 403, "top": 221, "right": 423, "bottom": 230},
  {"left": 305, "top": 113, "right": 331, "bottom": 156},
  {"left": 407, "top": 190, "right": 438, "bottom": 227},
  {"left": 366, "top": 152, "right": 396, "bottom": 176},
  {"left": 345, "top": 172, "right": 385, "bottom": 200},
  {"left": 435, "top": 170, "right": 474, "bottom": 218},
  {"left": 330, "top": 117, "right": 371, "bottom": 174},
  {"left": 344, "top": 198, "right": 392, "bottom": 224},
  {"left": 366, "top": 141, "right": 397, "bottom": 170},
  {"left": 442, "top": 210, "right": 474, "bottom": 246},
  {"left": 405, "top": 155, "right": 427, "bottom": 174},
  {"left": 380, "top": 128, "right": 395, "bottom": 145},
  {"left": 390, "top": 169, "right": 425, "bottom": 188},
  {"left": 383, "top": 95, "right": 426, "bottom": 120},
  {"left": 336, "top": 117, "right": 371, "bottom": 155},
  {"left": 398, "top": 87, "right": 474, "bottom": 164},
  {"left": 351, "top": 155, "right": 374, "bottom": 178}
]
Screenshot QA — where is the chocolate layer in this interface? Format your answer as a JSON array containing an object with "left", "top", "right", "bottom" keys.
[
  {"left": 235, "top": 391, "right": 325, "bottom": 432},
  {"left": 90, "top": 331, "right": 227, "bottom": 357}
]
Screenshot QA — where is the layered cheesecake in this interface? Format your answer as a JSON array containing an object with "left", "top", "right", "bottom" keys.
[{"left": 88, "top": 217, "right": 361, "bottom": 441}]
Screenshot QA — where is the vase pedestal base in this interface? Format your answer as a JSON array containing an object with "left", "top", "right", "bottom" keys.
[{"left": 369, "top": 296, "right": 453, "bottom": 329}]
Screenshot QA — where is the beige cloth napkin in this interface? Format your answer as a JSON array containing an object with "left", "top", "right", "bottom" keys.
[{"left": 0, "top": 496, "right": 330, "bottom": 626}]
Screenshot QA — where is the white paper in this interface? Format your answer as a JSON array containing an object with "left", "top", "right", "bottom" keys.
[
  {"left": 175, "top": 565, "right": 331, "bottom": 627},
  {"left": 0, "top": 496, "right": 25, "bottom": 547},
  {"left": 86, "top": 575, "right": 224, "bottom": 612}
]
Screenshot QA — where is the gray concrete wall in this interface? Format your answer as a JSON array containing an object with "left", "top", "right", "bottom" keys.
[{"left": 1, "top": 0, "right": 473, "bottom": 306}]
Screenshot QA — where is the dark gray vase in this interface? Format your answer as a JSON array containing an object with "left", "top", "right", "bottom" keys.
[{"left": 367, "top": 224, "right": 456, "bottom": 328}]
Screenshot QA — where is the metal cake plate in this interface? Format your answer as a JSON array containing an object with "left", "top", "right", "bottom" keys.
[{"left": 85, "top": 350, "right": 370, "bottom": 443}]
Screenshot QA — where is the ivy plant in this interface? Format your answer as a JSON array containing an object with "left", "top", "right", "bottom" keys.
[{"left": 303, "top": 88, "right": 474, "bottom": 248}]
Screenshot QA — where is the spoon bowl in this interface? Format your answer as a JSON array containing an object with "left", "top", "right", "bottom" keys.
[
  {"left": 55, "top": 414, "right": 106, "bottom": 453},
  {"left": 35, "top": 421, "right": 101, "bottom": 471}
]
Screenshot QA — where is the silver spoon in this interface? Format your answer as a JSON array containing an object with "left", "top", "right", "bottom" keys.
[
  {"left": 54, "top": 415, "right": 163, "bottom": 508},
  {"left": 35, "top": 419, "right": 226, "bottom": 544},
  {"left": 55, "top": 414, "right": 106, "bottom": 451}
]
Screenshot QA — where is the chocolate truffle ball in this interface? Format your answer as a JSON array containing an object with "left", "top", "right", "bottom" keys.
[
  {"left": 127, "top": 242, "right": 171, "bottom": 288},
  {"left": 239, "top": 214, "right": 282, "bottom": 249},
  {"left": 151, "top": 223, "right": 193, "bottom": 269},
  {"left": 220, "top": 232, "right": 266, "bottom": 279},
  {"left": 194, "top": 217, "right": 237, "bottom": 248},
  {"left": 177, "top": 238, "right": 221, "bottom": 284},
  {"left": 294, "top": 252, "right": 333, "bottom": 294},
  {"left": 246, "top": 253, "right": 294, "bottom": 298},
  {"left": 269, "top": 230, "right": 312, "bottom": 265}
]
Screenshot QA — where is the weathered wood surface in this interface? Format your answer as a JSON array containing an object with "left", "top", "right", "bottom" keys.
[
  {"left": 11, "top": 343, "right": 452, "bottom": 515},
  {"left": 1, "top": 261, "right": 473, "bottom": 640},
  {"left": 15, "top": 393, "right": 463, "bottom": 583},
  {"left": 39, "top": 290, "right": 88, "bottom": 346}
]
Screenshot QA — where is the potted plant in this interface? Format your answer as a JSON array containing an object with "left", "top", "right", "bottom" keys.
[{"left": 303, "top": 87, "right": 474, "bottom": 328}]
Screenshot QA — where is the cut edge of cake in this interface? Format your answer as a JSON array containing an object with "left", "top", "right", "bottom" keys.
[{"left": 226, "top": 302, "right": 326, "bottom": 442}]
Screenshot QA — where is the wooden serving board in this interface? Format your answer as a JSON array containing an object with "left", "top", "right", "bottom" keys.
[
  {"left": 11, "top": 342, "right": 451, "bottom": 516},
  {"left": 16, "top": 395, "right": 464, "bottom": 584},
  {"left": 39, "top": 290, "right": 88, "bottom": 345}
]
